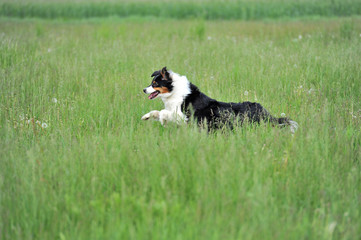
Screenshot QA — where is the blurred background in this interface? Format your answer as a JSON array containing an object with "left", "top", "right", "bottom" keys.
[{"left": 1, "top": 0, "right": 361, "bottom": 20}]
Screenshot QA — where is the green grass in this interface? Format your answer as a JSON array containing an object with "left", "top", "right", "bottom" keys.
[
  {"left": 1, "top": 16, "right": 361, "bottom": 239},
  {"left": 1, "top": 0, "right": 361, "bottom": 20}
]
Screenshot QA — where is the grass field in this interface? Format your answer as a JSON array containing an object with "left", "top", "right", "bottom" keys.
[{"left": 1, "top": 9, "right": 361, "bottom": 240}]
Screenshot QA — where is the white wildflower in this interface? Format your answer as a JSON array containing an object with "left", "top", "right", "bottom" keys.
[
  {"left": 281, "top": 113, "right": 286, "bottom": 117},
  {"left": 207, "top": 36, "right": 212, "bottom": 40},
  {"left": 52, "top": 98, "right": 58, "bottom": 103},
  {"left": 210, "top": 75, "right": 214, "bottom": 80},
  {"left": 19, "top": 114, "right": 24, "bottom": 121},
  {"left": 36, "top": 120, "right": 41, "bottom": 125},
  {"left": 298, "top": 35, "right": 302, "bottom": 39},
  {"left": 47, "top": 48, "right": 52, "bottom": 53},
  {"left": 294, "top": 64, "right": 298, "bottom": 68},
  {"left": 41, "top": 122, "right": 48, "bottom": 129},
  {"left": 244, "top": 91, "right": 249, "bottom": 96},
  {"left": 26, "top": 120, "right": 31, "bottom": 124}
]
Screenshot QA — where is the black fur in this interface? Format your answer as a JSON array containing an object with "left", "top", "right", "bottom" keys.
[{"left": 181, "top": 83, "right": 291, "bottom": 129}]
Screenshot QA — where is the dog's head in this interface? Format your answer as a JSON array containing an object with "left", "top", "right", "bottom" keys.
[{"left": 143, "top": 67, "right": 174, "bottom": 100}]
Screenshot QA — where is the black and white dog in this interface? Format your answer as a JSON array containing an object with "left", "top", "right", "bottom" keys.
[{"left": 142, "top": 67, "right": 298, "bottom": 133}]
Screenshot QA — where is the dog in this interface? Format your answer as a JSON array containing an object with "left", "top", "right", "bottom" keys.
[{"left": 142, "top": 67, "right": 298, "bottom": 133}]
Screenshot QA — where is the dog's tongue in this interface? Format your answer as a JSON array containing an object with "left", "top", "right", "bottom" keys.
[{"left": 148, "top": 91, "right": 159, "bottom": 100}]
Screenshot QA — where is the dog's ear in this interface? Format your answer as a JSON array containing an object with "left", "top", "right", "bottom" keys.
[
  {"left": 151, "top": 70, "right": 160, "bottom": 77},
  {"left": 160, "top": 67, "right": 169, "bottom": 80}
]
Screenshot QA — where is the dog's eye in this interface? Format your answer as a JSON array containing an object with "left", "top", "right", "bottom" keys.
[{"left": 153, "top": 81, "right": 158, "bottom": 86}]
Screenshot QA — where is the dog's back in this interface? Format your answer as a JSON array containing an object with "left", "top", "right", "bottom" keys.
[{"left": 182, "top": 83, "right": 298, "bottom": 132}]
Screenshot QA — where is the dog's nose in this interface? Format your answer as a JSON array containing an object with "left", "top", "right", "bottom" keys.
[{"left": 143, "top": 88, "right": 147, "bottom": 93}]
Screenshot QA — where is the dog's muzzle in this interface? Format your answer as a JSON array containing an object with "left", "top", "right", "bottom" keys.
[{"left": 143, "top": 86, "right": 160, "bottom": 100}]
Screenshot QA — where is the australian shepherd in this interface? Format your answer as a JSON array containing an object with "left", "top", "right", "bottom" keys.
[{"left": 142, "top": 67, "right": 298, "bottom": 133}]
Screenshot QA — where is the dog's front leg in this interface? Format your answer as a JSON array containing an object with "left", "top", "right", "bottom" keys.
[
  {"left": 142, "top": 110, "right": 186, "bottom": 126},
  {"left": 141, "top": 110, "right": 169, "bottom": 125},
  {"left": 158, "top": 110, "right": 172, "bottom": 126},
  {"left": 141, "top": 110, "right": 160, "bottom": 121},
  {"left": 159, "top": 110, "right": 188, "bottom": 125}
]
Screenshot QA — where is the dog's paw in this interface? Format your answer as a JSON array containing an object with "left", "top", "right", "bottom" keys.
[
  {"left": 141, "top": 113, "right": 151, "bottom": 120},
  {"left": 141, "top": 111, "right": 159, "bottom": 121}
]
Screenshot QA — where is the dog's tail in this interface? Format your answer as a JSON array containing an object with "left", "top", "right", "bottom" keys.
[
  {"left": 272, "top": 117, "right": 299, "bottom": 134},
  {"left": 258, "top": 108, "right": 298, "bottom": 134}
]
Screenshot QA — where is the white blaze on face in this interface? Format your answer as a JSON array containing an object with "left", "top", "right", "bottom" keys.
[{"left": 144, "top": 86, "right": 156, "bottom": 94}]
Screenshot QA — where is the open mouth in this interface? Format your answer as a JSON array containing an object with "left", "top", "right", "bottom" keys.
[{"left": 148, "top": 90, "right": 160, "bottom": 100}]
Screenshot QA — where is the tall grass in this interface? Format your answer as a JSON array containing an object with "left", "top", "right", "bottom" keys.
[
  {"left": 1, "top": 17, "right": 361, "bottom": 239},
  {"left": 1, "top": 0, "right": 361, "bottom": 20}
]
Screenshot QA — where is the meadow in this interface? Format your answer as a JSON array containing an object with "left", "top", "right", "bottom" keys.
[{"left": 1, "top": 6, "right": 361, "bottom": 240}]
